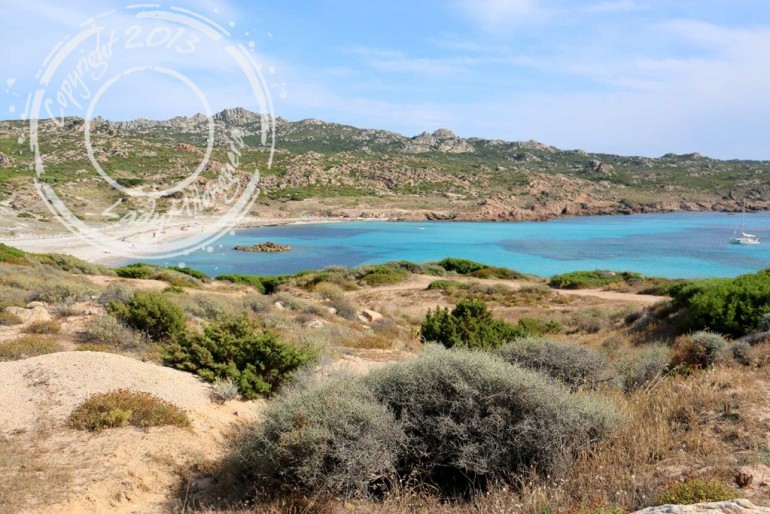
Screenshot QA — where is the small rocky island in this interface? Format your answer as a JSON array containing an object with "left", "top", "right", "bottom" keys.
[{"left": 234, "top": 241, "right": 291, "bottom": 252}]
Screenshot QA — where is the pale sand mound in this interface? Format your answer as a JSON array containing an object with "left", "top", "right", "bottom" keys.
[{"left": 0, "top": 351, "right": 262, "bottom": 513}]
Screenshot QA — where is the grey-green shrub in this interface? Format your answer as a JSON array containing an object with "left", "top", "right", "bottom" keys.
[
  {"left": 495, "top": 337, "right": 615, "bottom": 390},
  {"left": 670, "top": 331, "right": 729, "bottom": 370},
  {"left": 97, "top": 283, "right": 134, "bottom": 305},
  {"left": 731, "top": 341, "right": 753, "bottom": 366},
  {"left": 108, "top": 291, "right": 186, "bottom": 342},
  {"left": 79, "top": 315, "right": 146, "bottom": 350},
  {"left": 235, "top": 378, "right": 404, "bottom": 498},
  {"left": 365, "top": 346, "right": 621, "bottom": 494},
  {"left": 620, "top": 345, "right": 670, "bottom": 392}
]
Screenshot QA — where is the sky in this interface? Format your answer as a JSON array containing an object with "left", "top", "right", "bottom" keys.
[{"left": 2, "top": 0, "right": 770, "bottom": 159}]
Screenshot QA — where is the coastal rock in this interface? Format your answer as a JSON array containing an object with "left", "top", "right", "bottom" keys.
[
  {"left": 4, "top": 305, "right": 51, "bottom": 324},
  {"left": 234, "top": 242, "right": 291, "bottom": 252},
  {"left": 631, "top": 500, "right": 770, "bottom": 514}
]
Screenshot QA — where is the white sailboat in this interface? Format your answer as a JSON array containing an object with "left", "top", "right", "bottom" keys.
[{"left": 731, "top": 201, "right": 760, "bottom": 245}]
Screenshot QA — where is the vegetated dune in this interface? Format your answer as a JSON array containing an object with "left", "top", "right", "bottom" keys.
[{"left": 0, "top": 351, "right": 262, "bottom": 513}]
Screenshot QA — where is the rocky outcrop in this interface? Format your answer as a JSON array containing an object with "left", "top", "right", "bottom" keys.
[
  {"left": 4, "top": 305, "right": 51, "bottom": 324},
  {"left": 402, "top": 129, "right": 475, "bottom": 154},
  {"left": 584, "top": 159, "right": 615, "bottom": 176},
  {"left": 234, "top": 242, "right": 291, "bottom": 252},
  {"left": 631, "top": 500, "right": 770, "bottom": 514}
]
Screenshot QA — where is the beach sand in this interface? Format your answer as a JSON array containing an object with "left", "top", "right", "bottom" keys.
[{"left": 0, "top": 210, "right": 355, "bottom": 264}]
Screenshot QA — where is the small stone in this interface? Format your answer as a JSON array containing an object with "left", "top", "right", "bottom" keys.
[{"left": 273, "top": 301, "right": 285, "bottom": 310}]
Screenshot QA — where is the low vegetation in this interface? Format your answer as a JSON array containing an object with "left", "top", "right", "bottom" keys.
[
  {"left": 0, "top": 335, "right": 63, "bottom": 361},
  {"left": 421, "top": 298, "right": 559, "bottom": 349},
  {"left": 236, "top": 346, "right": 621, "bottom": 500},
  {"left": 496, "top": 337, "right": 615, "bottom": 390},
  {"left": 657, "top": 479, "right": 739, "bottom": 505},
  {"left": 108, "top": 291, "right": 187, "bottom": 342},
  {"left": 163, "top": 315, "right": 313, "bottom": 399},
  {"left": 67, "top": 390, "right": 190, "bottom": 431}
]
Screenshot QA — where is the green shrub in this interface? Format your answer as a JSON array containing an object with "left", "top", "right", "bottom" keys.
[
  {"left": 437, "top": 257, "right": 487, "bottom": 275},
  {"left": 548, "top": 270, "right": 646, "bottom": 289},
  {"left": 0, "top": 311, "right": 23, "bottom": 326},
  {"left": 496, "top": 337, "right": 614, "bottom": 390},
  {"left": 79, "top": 315, "right": 146, "bottom": 350},
  {"left": 35, "top": 253, "right": 114, "bottom": 276},
  {"left": 114, "top": 263, "right": 154, "bottom": 279},
  {"left": 357, "top": 263, "right": 409, "bottom": 286},
  {"left": 620, "top": 345, "right": 670, "bottom": 392},
  {"left": 109, "top": 291, "right": 186, "bottom": 342},
  {"left": 215, "top": 273, "right": 285, "bottom": 294},
  {"left": 166, "top": 266, "right": 209, "bottom": 281},
  {"left": 235, "top": 378, "right": 403, "bottom": 498},
  {"left": 657, "top": 479, "right": 739, "bottom": 505},
  {"left": 670, "top": 270, "right": 770, "bottom": 337},
  {"left": 0, "top": 243, "right": 31, "bottom": 265},
  {"left": 365, "top": 347, "right": 622, "bottom": 494},
  {"left": 670, "top": 331, "right": 728, "bottom": 371},
  {"left": 0, "top": 336, "right": 63, "bottom": 361},
  {"left": 67, "top": 390, "right": 190, "bottom": 431},
  {"left": 426, "top": 279, "right": 468, "bottom": 291},
  {"left": 163, "top": 315, "right": 312, "bottom": 399},
  {"left": 420, "top": 299, "right": 518, "bottom": 349}
]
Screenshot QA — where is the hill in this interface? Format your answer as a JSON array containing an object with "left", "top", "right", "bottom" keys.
[{"left": 1, "top": 108, "right": 770, "bottom": 229}]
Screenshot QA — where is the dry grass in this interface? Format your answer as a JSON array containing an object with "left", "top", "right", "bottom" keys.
[
  {"left": 0, "top": 335, "right": 63, "bottom": 361},
  {"left": 0, "top": 434, "right": 74, "bottom": 511},
  {"left": 68, "top": 389, "right": 191, "bottom": 431},
  {"left": 22, "top": 319, "right": 62, "bottom": 334}
]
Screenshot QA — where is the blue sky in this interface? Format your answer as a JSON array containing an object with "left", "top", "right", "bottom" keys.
[{"left": 3, "top": 0, "right": 770, "bottom": 159}]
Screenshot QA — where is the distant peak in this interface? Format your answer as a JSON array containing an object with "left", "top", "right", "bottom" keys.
[{"left": 432, "top": 128, "right": 457, "bottom": 139}]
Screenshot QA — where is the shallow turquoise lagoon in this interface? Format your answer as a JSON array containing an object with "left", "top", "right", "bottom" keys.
[{"left": 137, "top": 212, "right": 770, "bottom": 279}]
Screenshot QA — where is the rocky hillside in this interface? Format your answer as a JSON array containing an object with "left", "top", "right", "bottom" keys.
[{"left": 1, "top": 107, "right": 769, "bottom": 223}]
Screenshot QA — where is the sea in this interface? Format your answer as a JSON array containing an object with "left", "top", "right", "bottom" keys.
[{"left": 134, "top": 212, "right": 770, "bottom": 279}]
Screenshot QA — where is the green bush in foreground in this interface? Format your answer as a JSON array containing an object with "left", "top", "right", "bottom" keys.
[
  {"left": 67, "top": 389, "right": 190, "bottom": 431},
  {"left": 163, "top": 315, "right": 312, "bottom": 399},
  {"left": 496, "top": 337, "right": 615, "bottom": 390},
  {"left": 109, "top": 291, "right": 186, "bottom": 342},
  {"left": 236, "top": 347, "right": 621, "bottom": 499},
  {"left": 657, "top": 479, "right": 739, "bottom": 505}
]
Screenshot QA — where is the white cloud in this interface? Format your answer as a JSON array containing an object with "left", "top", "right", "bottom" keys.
[{"left": 454, "top": 0, "right": 539, "bottom": 29}]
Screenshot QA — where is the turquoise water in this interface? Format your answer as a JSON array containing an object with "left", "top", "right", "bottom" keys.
[{"left": 139, "top": 212, "right": 770, "bottom": 279}]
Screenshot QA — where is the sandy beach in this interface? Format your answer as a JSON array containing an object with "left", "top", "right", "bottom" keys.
[{"left": 0, "top": 210, "right": 359, "bottom": 265}]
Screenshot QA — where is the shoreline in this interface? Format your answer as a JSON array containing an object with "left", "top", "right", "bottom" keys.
[{"left": 0, "top": 208, "right": 765, "bottom": 268}]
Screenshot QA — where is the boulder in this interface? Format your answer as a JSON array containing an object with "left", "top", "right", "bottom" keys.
[
  {"left": 4, "top": 306, "right": 51, "bottom": 324},
  {"left": 360, "top": 309, "right": 383, "bottom": 323},
  {"left": 273, "top": 301, "right": 285, "bottom": 311},
  {"left": 631, "top": 500, "right": 770, "bottom": 514}
]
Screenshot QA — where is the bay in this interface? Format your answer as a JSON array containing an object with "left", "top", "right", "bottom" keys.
[{"left": 137, "top": 212, "right": 770, "bottom": 279}]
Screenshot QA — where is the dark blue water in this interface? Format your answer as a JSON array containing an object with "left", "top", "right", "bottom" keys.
[{"left": 138, "top": 212, "right": 770, "bottom": 278}]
